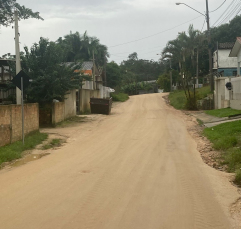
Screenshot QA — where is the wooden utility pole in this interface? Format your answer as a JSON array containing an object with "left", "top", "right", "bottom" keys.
[
  {"left": 196, "top": 49, "right": 199, "bottom": 87},
  {"left": 92, "top": 51, "right": 96, "bottom": 90}
]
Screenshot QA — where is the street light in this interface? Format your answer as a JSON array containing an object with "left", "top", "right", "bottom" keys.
[{"left": 176, "top": 1, "right": 213, "bottom": 91}]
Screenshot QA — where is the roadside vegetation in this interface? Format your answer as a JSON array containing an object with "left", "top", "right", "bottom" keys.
[
  {"left": 169, "top": 86, "right": 211, "bottom": 110},
  {"left": 205, "top": 108, "right": 241, "bottom": 118},
  {"left": 56, "top": 116, "right": 86, "bottom": 127},
  {"left": 203, "top": 121, "right": 241, "bottom": 185},
  {"left": 41, "top": 139, "right": 63, "bottom": 150},
  {"left": 0, "top": 132, "right": 48, "bottom": 167},
  {"left": 111, "top": 93, "right": 129, "bottom": 102}
]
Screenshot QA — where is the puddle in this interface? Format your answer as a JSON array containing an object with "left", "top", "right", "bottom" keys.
[{"left": 11, "top": 153, "right": 50, "bottom": 167}]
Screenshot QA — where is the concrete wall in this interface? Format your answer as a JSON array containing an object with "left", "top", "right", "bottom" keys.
[
  {"left": 64, "top": 90, "right": 76, "bottom": 119},
  {"left": 215, "top": 76, "right": 241, "bottom": 110},
  {"left": 52, "top": 102, "right": 65, "bottom": 125},
  {"left": 0, "top": 103, "right": 39, "bottom": 147},
  {"left": 78, "top": 89, "right": 100, "bottom": 113}
]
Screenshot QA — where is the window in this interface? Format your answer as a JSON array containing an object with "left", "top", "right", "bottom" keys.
[{"left": 233, "top": 71, "right": 237, "bottom": 76}]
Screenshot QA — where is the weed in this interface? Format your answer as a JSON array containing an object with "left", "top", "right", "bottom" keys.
[
  {"left": 234, "top": 169, "right": 241, "bottom": 185},
  {"left": 42, "top": 138, "right": 63, "bottom": 150},
  {"left": 0, "top": 132, "right": 48, "bottom": 166},
  {"left": 56, "top": 116, "right": 86, "bottom": 127},
  {"left": 111, "top": 93, "right": 129, "bottom": 102},
  {"left": 197, "top": 118, "right": 204, "bottom": 126}
]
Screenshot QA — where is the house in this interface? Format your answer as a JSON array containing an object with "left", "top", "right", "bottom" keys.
[
  {"left": 229, "top": 37, "right": 241, "bottom": 76},
  {"left": 213, "top": 42, "right": 239, "bottom": 77},
  {"left": 0, "top": 59, "right": 15, "bottom": 104}
]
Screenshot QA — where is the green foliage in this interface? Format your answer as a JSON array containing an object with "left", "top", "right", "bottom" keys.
[
  {"left": 111, "top": 93, "right": 129, "bottom": 102},
  {"left": 106, "top": 61, "right": 121, "bottom": 88},
  {"left": 203, "top": 121, "right": 241, "bottom": 185},
  {"left": 120, "top": 52, "right": 162, "bottom": 84},
  {"left": 169, "top": 90, "right": 186, "bottom": 110},
  {"left": 0, "top": 0, "right": 43, "bottom": 27},
  {"left": 205, "top": 108, "right": 241, "bottom": 118},
  {"left": 21, "top": 37, "right": 87, "bottom": 103},
  {"left": 42, "top": 139, "right": 62, "bottom": 150},
  {"left": 0, "top": 132, "right": 47, "bottom": 166},
  {"left": 157, "top": 70, "right": 179, "bottom": 92},
  {"left": 57, "top": 31, "right": 108, "bottom": 66},
  {"left": 169, "top": 86, "right": 210, "bottom": 110},
  {"left": 121, "top": 82, "right": 155, "bottom": 95}
]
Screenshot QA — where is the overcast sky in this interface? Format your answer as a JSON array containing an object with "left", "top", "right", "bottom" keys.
[{"left": 0, "top": 0, "right": 239, "bottom": 64}]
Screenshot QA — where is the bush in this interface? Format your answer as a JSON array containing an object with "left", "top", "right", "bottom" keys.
[{"left": 111, "top": 93, "right": 129, "bottom": 102}]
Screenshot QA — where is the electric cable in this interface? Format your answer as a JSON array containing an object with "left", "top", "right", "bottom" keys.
[
  {"left": 215, "top": 1, "right": 241, "bottom": 26},
  {"left": 210, "top": 0, "right": 227, "bottom": 13},
  {"left": 213, "top": 0, "right": 239, "bottom": 26},
  {"left": 109, "top": 15, "right": 203, "bottom": 48}
]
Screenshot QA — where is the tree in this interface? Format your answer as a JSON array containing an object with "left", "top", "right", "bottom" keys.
[
  {"left": 21, "top": 37, "right": 88, "bottom": 104},
  {"left": 57, "top": 31, "right": 109, "bottom": 66},
  {"left": 106, "top": 61, "right": 121, "bottom": 88},
  {"left": 0, "top": 0, "right": 43, "bottom": 26}
]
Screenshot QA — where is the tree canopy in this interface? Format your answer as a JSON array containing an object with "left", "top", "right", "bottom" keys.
[{"left": 0, "top": 0, "right": 43, "bottom": 26}]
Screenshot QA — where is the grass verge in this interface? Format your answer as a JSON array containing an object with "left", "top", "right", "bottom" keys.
[
  {"left": 111, "top": 93, "right": 129, "bottom": 102},
  {"left": 42, "top": 138, "right": 63, "bottom": 150},
  {"left": 56, "top": 116, "right": 86, "bottom": 127},
  {"left": 0, "top": 132, "right": 48, "bottom": 167},
  {"left": 205, "top": 108, "right": 241, "bottom": 118},
  {"left": 169, "top": 86, "right": 211, "bottom": 110},
  {"left": 203, "top": 120, "right": 241, "bottom": 185}
]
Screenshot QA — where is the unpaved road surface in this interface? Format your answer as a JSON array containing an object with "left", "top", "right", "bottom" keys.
[{"left": 0, "top": 94, "right": 240, "bottom": 229}]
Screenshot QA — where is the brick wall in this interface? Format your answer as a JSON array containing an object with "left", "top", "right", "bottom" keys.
[{"left": 0, "top": 104, "right": 39, "bottom": 147}]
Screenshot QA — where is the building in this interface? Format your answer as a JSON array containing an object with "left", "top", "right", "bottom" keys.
[
  {"left": 229, "top": 37, "right": 241, "bottom": 76},
  {"left": 0, "top": 59, "right": 15, "bottom": 104},
  {"left": 213, "top": 42, "right": 239, "bottom": 77}
]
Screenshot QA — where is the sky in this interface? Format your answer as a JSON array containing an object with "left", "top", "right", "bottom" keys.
[{"left": 0, "top": 0, "right": 239, "bottom": 64}]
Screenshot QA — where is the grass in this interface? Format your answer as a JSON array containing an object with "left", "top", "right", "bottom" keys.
[
  {"left": 111, "top": 93, "right": 129, "bottom": 102},
  {"left": 56, "top": 116, "right": 86, "bottom": 127},
  {"left": 205, "top": 108, "right": 241, "bottom": 118},
  {"left": 0, "top": 132, "right": 48, "bottom": 167},
  {"left": 42, "top": 138, "right": 63, "bottom": 150},
  {"left": 197, "top": 118, "right": 204, "bottom": 126},
  {"left": 203, "top": 120, "right": 241, "bottom": 185},
  {"left": 169, "top": 86, "right": 211, "bottom": 110}
]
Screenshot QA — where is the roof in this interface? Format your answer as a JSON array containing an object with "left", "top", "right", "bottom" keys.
[
  {"left": 229, "top": 37, "right": 241, "bottom": 57},
  {"left": 62, "top": 61, "right": 93, "bottom": 70},
  {"left": 218, "top": 42, "right": 235, "bottom": 49}
]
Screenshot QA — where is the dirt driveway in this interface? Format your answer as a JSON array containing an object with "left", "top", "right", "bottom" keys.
[{"left": 0, "top": 93, "right": 240, "bottom": 229}]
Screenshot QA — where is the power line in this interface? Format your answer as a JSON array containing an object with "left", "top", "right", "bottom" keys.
[
  {"left": 213, "top": 0, "right": 239, "bottom": 26},
  {"left": 215, "top": 0, "right": 241, "bottom": 26},
  {"left": 210, "top": 0, "right": 227, "bottom": 13},
  {"left": 109, "top": 15, "right": 203, "bottom": 48}
]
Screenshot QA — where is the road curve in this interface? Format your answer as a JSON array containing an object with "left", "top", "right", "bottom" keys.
[{"left": 0, "top": 93, "right": 232, "bottom": 229}]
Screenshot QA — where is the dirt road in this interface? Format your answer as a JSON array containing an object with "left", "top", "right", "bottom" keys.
[{"left": 0, "top": 94, "right": 240, "bottom": 229}]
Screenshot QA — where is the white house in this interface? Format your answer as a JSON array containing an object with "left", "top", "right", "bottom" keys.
[
  {"left": 213, "top": 42, "right": 238, "bottom": 77},
  {"left": 229, "top": 37, "right": 241, "bottom": 76}
]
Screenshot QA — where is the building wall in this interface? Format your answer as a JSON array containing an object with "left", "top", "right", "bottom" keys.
[
  {"left": 213, "top": 50, "right": 237, "bottom": 69},
  {"left": 64, "top": 90, "right": 76, "bottom": 119},
  {"left": 215, "top": 76, "right": 241, "bottom": 110},
  {"left": 0, "top": 103, "right": 39, "bottom": 147},
  {"left": 52, "top": 102, "right": 65, "bottom": 125},
  {"left": 218, "top": 68, "right": 240, "bottom": 77},
  {"left": 79, "top": 89, "right": 100, "bottom": 113}
]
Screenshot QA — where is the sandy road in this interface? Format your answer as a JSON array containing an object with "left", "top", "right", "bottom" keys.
[{"left": 0, "top": 93, "right": 239, "bottom": 229}]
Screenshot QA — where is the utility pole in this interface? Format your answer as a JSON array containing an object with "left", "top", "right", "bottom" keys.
[
  {"left": 170, "top": 59, "right": 172, "bottom": 92},
  {"left": 206, "top": 0, "right": 213, "bottom": 91},
  {"left": 92, "top": 51, "right": 96, "bottom": 90},
  {"left": 14, "top": 11, "right": 21, "bottom": 104},
  {"left": 196, "top": 49, "right": 199, "bottom": 87}
]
